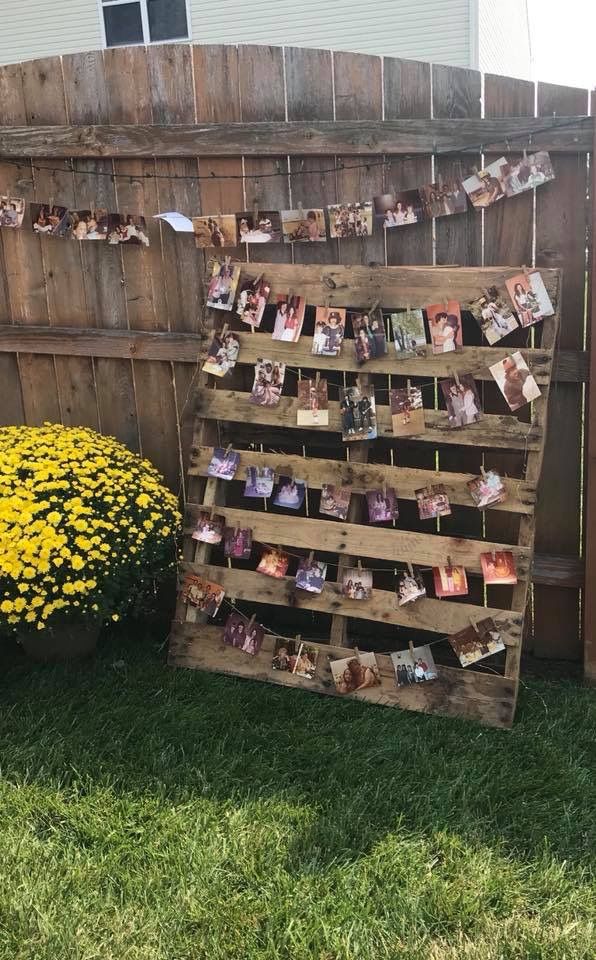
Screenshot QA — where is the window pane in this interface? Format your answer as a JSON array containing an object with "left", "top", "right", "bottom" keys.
[
  {"left": 147, "top": 0, "right": 189, "bottom": 41},
  {"left": 103, "top": 4, "right": 144, "bottom": 46}
]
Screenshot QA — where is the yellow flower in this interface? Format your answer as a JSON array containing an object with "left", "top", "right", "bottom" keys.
[
  {"left": 23, "top": 567, "right": 36, "bottom": 580},
  {"left": 71, "top": 555, "right": 85, "bottom": 571},
  {"left": 0, "top": 600, "right": 14, "bottom": 614},
  {"left": 111, "top": 614, "right": 120, "bottom": 622}
]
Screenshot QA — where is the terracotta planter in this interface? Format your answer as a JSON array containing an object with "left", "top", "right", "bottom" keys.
[{"left": 20, "top": 621, "right": 102, "bottom": 662}]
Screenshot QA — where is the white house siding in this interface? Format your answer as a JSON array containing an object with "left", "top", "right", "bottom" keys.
[
  {"left": 477, "top": 0, "right": 531, "bottom": 80},
  {"left": 0, "top": 0, "right": 102, "bottom": 65}
]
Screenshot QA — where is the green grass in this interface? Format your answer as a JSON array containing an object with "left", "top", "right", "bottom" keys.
[{"left": 0, "top": 633, "right": 594, "bottom": 960}]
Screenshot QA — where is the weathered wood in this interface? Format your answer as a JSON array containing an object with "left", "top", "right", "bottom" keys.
[
  {"left": 532, "top": 552, "right": 584, "bottom": 589},
  {"left": 585, "top": 91, "right": 596, "bottom": 682}
]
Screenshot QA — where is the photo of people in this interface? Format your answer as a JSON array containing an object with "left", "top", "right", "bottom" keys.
[
  {"left": 432, "top": 564, "right": 468, "bottom": 598},
  {"left": 31, "top": 202, "right": 69, "bottom": 237},
  {"left": 374, "top": 190, "right": 424, "bottom": 227},
  {"left": 281, "top": 208, "right": 326, "bottom": 243},
  {"left": 462, "top": 159, "right": 506, "bottom": 208},
  {"left": 272, "top": 637, "right": 299, "bottom": 671},
  {"left": 191, "top": 511, "right": 225, "bottom": 545},
  {"left": 295, "top": 557, "right": 327, "bottom": 594},
  {"left": 249, "top": 359, "right": 286, "bottom": 407},
  {"left": 505, "top": 271, "right": 554, "bottom": 326},
  {"left": 390, "top": 387, "right": 426, "bottom": 437},
  {"left": 501, "top": 151, "right": 555, "bottom": 197},
  {"left": 236, "top": 277, "right": 271, "bottom": 327},
  {"left": 328, "top": 201, "right": 372, "bottom": 238},
  {"left": 223, "top": 526, "right": 252, "bottom": 560},
  {"left": 426, "top": 302, "right": 463, "bottom": 354},
  {"left": 418, "top": 179, "right": 468, "bottom": 218},
  {"left": 396, "top": 570, "right": 427, "bottom": 606},
  {"left": 416, "top": 484, "right": 451, "bottom": 520},
  {"left": 340, "top": 385, "right": 377, "bottom": 441},
  {"left": 391, "top": 645, "right": 437, "bottom": 687},
  {"left": 257, "top": 547, "right": 290, "bottom": 579},
  {"left": 272, "top": 295, "right": 306, "bottom": 342},
  {"left": 342, "top": 567, "right": 373, "bottom": 600},
  {"left": 312, "top": 307, "right": 346, "bottom": 357},
  {"left": 440, "top": 375, "right": 482, "bottom": 427},
  {"left": 182, "top": 574, "right": 225, "bottom": 616},
  {"left": 448, "top": 618, "right": 505, "bottom": 667},
  {"left": 206, "top": 260, "right": 241, "bottom": 311},
  {"left": 297, "top": 378, "right": 329, "bottom": 426},
  {"left": 67, "top": 208, "right": 108, "bottom": 240},
  {"left": 244, "top": 466, "right": 275, "bottom": 498},
  {"left": 236, "top": 211, "right": 281, "bottom": 244},
  {"left": 351, "top": 312, "right": 387, "bottom": 363},
  {"left": 469, "top": 287, "right": 519, "bottom": 344},
  {"left": 202, "top": 331, "right": 240, "bottom": 377},
  {"left": 320, "top": 484, "right": 352, "bottom": 520},
  {"left": 107, "top": 213, "right": 149, "bottom": 246},
  {"left": 192, "top": 214, "right": 238, "bottom": 248},
  {"left": 366, "top": 488, "right": 398, "bottom": 523},
  {"left": 293, "top": 642, "right": 318, "bottom": 679},
  {"left": 481, "top": 550, "right": 518, "bottom": 585},
  {"left": 391, "top": 310, "right": 427, "bottom": 359},
  {"left": 330, "top": 652, "right": 380, "bottom": 694},
  {"left": 467, "top": 469, "right": 507, "bottom": 509},
  {"left": 273, "top": 476, "right": 306, "bottom": 510},
  {"left": 207, "top": 446, "right": 240, "bottom": 480},
  {"left": 223, "top": 613, "right": 264, "bottom": 655},
  {"left": 0, "top": 196, "right": 25, "bottom": 228},
  {"left": 489, "top": 351, "right": 541, "bottom": 411}
]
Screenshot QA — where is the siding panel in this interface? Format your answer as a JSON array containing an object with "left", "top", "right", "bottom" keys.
[
  {"left": 478, "top": 0, "right": 531, "bottom": 80},
  {"left": 0, "top": 1, "right": 102, "bottom": 65}
]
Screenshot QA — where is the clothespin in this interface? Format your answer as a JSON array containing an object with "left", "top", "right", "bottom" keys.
[
  {"left": 472, "top": 166, "right": 479, "bottom": 177},
  {"left": 247, "top": 613, "right": 256, "bottom": 630},
  {"left": 297, "top": 200, "right": 304, "bottom": 218},
  {"left": 407, "top": 562, "right": 414, "bottom": 577},
  {"left": 407, "top": 378, "right": 412, "bottom": 394},
  {"left": 277, "top": 544, "right": 284, "bottom": 555},
  {"left": 370, "top": 299, "right": 380, "bottom": 313},
  {"left": 221, "top": 322, "right": 229, "bottom": 338},
  {"left": 446, "top": 555, "right": 453, "bottom": 570},
  {"left": 443, "top": 298, "right": 449, "bottom": 311},
  {"left": 315, "top": 370, "right": 320, "bottom": 386},
  {"left": 437, "top": 171, "right": 443, "bottom": 190},
  {"left": 308, "top": 551, "right": 314, "bottom": 565},
  {"left": 408, "top": 640, "right": 415, "bottom": 657},
  {"left": 523, "top": 147, "right": 529, "bottom": 162},
  {"left": 522, "top": 264, "right": 530, "bottom": 277},
  {"left": 288, "top": 287, "right": 294, "bottom": 303},
  {"left": 225, "top": 443, "right": 233, "bottom": 456},
  {"left": 492, "top": 547, "right": 497, "bottom": 562},
  {"left": 295, "top": 633, "right": 301, "bottom": 647},
  {"left": 235, "top": 526, "right": 241, "bottom": 537},
  {"left": 355, "top": 375, "right": 361, "bottom": 393},
  {"left": 253, "top": 272, "right": 263, "bottom": 288},
  {"left": 382, "top": 480, "right": 387, "bottom": 499},
  {"left": 480, "top": 464, "right": 487, "bottom": 477},
  {"left": 406, "top": 303, "right": 411, "bottom": 317},
  {"left": 48, "top": 195, "right": 54, "bottom": 212},
  {"left": 325, "top": 298, "right": 330, "bottom": 319},
  {"left": 209, "top": 503, "right": 215, "bottom": 519},
  {"left": 453, "top": 370, "right": 461, "bottom": 388},
  {"left": 253, "top": 197, "right": 259, "bottom": 225},
  {"left": 469, "top": 614, "right": 477, "bottom": 633},
  {"left": 224, "top": 255, "right": 231, "bottom": 268},
  {"left": 357, "top": 559, "right": 363, "bottom": 574}
]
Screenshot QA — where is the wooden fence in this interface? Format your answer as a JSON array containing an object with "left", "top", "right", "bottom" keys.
[{"left": 0, "top": 43, "right": 592, "bottom": 667}]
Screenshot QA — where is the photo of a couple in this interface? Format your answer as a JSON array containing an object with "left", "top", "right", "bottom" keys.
[
  {"left": 330, "top": 652, "right": 381, "bottom": 695},
  {"left": 440, "top": 375, "right": 482, "bottom": 428},
  {"left": 0, "top": 196, "right": 25, "bottom": 228}
]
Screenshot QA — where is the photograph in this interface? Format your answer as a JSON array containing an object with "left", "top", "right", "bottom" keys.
[
  {"left": 312, "top": 307, "right": 346, "bottom": 357},
  {"left": 223, "top": 613, "right": 264, "bottom": 655},
  {"left": 272, "top": 294, "right": 306, "bottom": 342},
  {"left": 236, "top": 277, "right": 271, "bottom": 328},
  {"left": 192, "top": 214, "right": 238, "bottom": 248},
  {"left": 390, "top": 387, "right": 426, "bottom": 437},
  {"left": 223, "top": 526, "right": 253, "bottom": 560},
  {"left": 297, "top": 378, "right": 329, "bottom": 426},
  {"left": 295, "top": 557, "right": 327, "bottom": 594},
  {"left": 489, "top": 351, "right": 541, "bottom": 411},
  {"left": 206, "top": 260, "right": 241, "bottom": 311},
  {"left": 342, "top": 567, "right": 373, "bottom": 600},
  {"left": 249, "top": 358, "right": 286, "bottom": 407},
  {"left": 469, "top": 286, "right": 519, "bottom": 344},
  {"left": 415, "top": 484, "right": 452, "bottom": 520},
  {"left": 182, "top": 574, "right": 225, "bottom": 616},
  {"left": 320, "top": 484, "right": 352, "bottom": 521},
  {"left": 481, "top": 550, "right": 518, "bottom": 585},
  {"left": 293, "top": 642, "right": 318, "bottom": 679},
  {"left": 281, "top": 207, "right": 326, "bottom": 243},
  {"left": 366, "top": 488, "right": 398, "bottom": 523},
  {"left": 340, "top": 385, "right": 377, "bottom": 442},
  {"left": 330, "top": 652, "right": 380, "bottom": 694},
  {"left": 207, "top": 446, "right": 240, "bottom": 480},
  {"left": 31, "top": 202, "right": 69, "bottom": 237},
  {"left": 328, "top": 201, "right": 373, "bottom": 238},
  {"left": 202, "top": 331, "right": 240, "bottom": 377},
  {"left": 236, "top": 211, "right": 282, "bottom": 244},
  {"left": 501, "top": 150, "right": 555, "bottom": 197},
  {"left": 244, "top": 466, "right": 275, "bottom": 498},
  {"left": 396, "top": 569, "right": 427, "bottom": 606},
  {"left": 462, "top": 159, "right": 507, "bottom": 208},
  {"left": 0, "top": 196, "right": 25, "bottom": 228},
  {"left": 272, "top": 637, "right": 299, "bottom": 671},
  {"left": 448, "top": 617, "right": 505, "bottom": 667},
  {"left": 391, "top": 645, "right": 437, "bottom": 687},
  {"left": 67, "top": 208, "right": 108, "bottom": 240},
  {"left": 351, "top": 312, "right": 387, "bottom": 363},
  {"left": 418, "top": 179, "right": 468, "bottom": 218},
  {"left": 107, "top": 213, "right": 149, "bottom": 246},
  {"left": 505, "top": 271, "right": 554, "bottom": 326},
  {"left": 374, "top": 190, "right": 425, "bottom": 227},
  {"left": 391, "top": 310, "right": 427, "bottom": 359},
  {"left": 467, "top": 469, "right": 507, "bottom": 509},
  {"left": 432, "top": 564, "right": 468, "bottom": 598},
  {"left": 440, "top": 375, "right": 482, "bottom": 427},
  {"left": 273, "top": 476, "right": 306, "bottom": 510},
  {"left": 426, "top": 301, "right": 463, "bottom": 354},
  {"left": 191, "top": 510, "right": 225, "bottom": 545},
  {"left": 257, "top": 547, "right": 290, "bottom": 579}
]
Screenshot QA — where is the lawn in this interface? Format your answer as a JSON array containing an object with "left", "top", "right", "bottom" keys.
[{"left": 0, "top": 633, "right": 594, "bottom": 960}]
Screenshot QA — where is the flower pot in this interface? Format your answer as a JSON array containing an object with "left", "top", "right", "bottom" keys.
[{"left": 20, "top": 621, "right": 101, "bottom": 662}]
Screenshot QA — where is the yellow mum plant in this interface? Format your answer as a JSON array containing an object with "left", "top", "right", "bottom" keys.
[{"left": 0, "top": 424, "right": 181, "bottom": 640}]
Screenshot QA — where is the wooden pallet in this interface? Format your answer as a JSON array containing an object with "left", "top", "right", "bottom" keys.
[{"left": 169, "top": 263, "right": 560, "bottom": 728}]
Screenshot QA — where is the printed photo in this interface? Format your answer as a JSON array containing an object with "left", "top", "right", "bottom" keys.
[
  {"left": 391, "top": 645, "right": 437, "bottom": 687},
  {"left": 273, "top": 476, "right": 306, "bottom": 510},
  {"left": 462, "top": 159, "right": 506, "bottom": 208},
  {"left": 295, "top": 558, "right": 327, "bottom": 594},
  {"left": 207, "top": 446, "right": 240, "bottom": 480},
  {"left": 236, "top": 277, "right": 271, "bottom": 328},
  {"left": 328, "top": 201, "right": 372, "bottom": 238},
  {"left": 0, "top": 196, "right": 25, "bottom": 228},
  {"left": 192, "top": 214, "right": 238, "bottom": 248},
  {"left": 449, "top": 617, "right": 505, "bottom": 667},
  {"left": 390, "top": 387, "right": 426, "bottom": 437},
  {"left": 366, "top": 488, "right": 398, "bottom": 523},
  {"left": 281, "top": 207, "right": 326, "bottom": 243},
  {"left": 374, "top": 190, "right": 424, "bottom": 227},
  {"left": 340, "top": 385, "right": 377, "bottom": 442},
  {"left": 416, "top": 484, "right": 452, "bottom": 520},
  {"left": 223, "top": 613, "right": 264, "bottom": 655},
  {"left": 426, "top": 301, "right": 463, "bottom": 354},
  {"left": 223, "top": 526, "right": 253, "bottom": 560},
  {"left": 244, "top": 466, "right": 275, "bottom": 498},
  {"left": 107, "top": 213, "right": 149, "bottom": 246},
  {"left": 202, "top": 331, "right": 240, "bottom": 377},
  {"left": 440, "top": 375, "right": 482, "bottom": 427},
  {"left": 432, "top": 564, "right": 468, "bottom": 598},
  {"left": 342, "top": 567, "right": 373, "bottom": 600},
  {"left": 351, "top": 312, "right": 387, "bottom": 363},
  {"left": 418, "top": 179, "right": 468, "bottom": 218},
  {"left": 257, "top": 547, "right": 290, "bottom": 579},
  {"left": 293, "top": 642, "right": 318, "bottom": 679},
  {"left": 272, "top": 294, "right": 306, "bottom": 342},
  {"left": 467, "top": 469, "right": 507, "bottom": 509},
  {"left": 320, "top": 484, "right": 352, "bottom": 520},
  {"left": 330, "top": 652, "right": 380, "bottom": 694},
  {"left": 236, "top": 211, "right": 282, "bottom": 244},
  {"left": 31, "top": 203, "right": 69, "bottom": 237},
  {"left": 391, "top": 310, "right": 427, "bottom": 359},
  {"left": 396, "top": 570, "right": 427, "bottom": 606},
  {"left": 182, "top": 574, "right": 225, "bottom": 616},
  {"left": 191, "top": 510, "right": 225, "bottom": 545},
  {"left": 481, "top": 550, "right": 518, "bottom": 585},
  {"left": 297, "top": 378, "right": 329, "bottom": 426},
  {"left": 67, "top": 208, "right": 108, "bottom": 240},
  {"left": 505, "top": 271, "right": 554, "bottom": 326},
  {"left": 206, "top": 260, "right": 241, "bottom": 312},
  {"left": 469, "top": 287, "right": 518, "bottom": 344},
  {"left": 489, "top": 351, "right": 541, "bottom": 411},
  {"left": 312, "top": 307, "right": 346, "bottom": 357},
  {"left": 501, "top": 150, "right": 555, "bottom": 197},
  {"left": 249, "top": 358, "right": 286, "bottom": 407},
  {"left": 272, "top": 637, "right": 299, "bottom": 671}
]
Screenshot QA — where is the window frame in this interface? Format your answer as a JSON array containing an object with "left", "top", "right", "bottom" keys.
[{"left": 98, "top": 0, "right": 192, "bottom": 49}]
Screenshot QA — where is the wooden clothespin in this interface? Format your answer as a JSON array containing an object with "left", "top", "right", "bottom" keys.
[
  {"left": 523, "top": 147, "right": 528, "bottom": 163},
  {"left": 253, "top": 197, "right": 260, "bottom": 226},
  {"left": 253, "top": 272, "right": 263, "bottom": 288},
  {"left": 446, "top": 555, "right": 453, "bottom": 570},
  {"left": 48, "top": 196, "right": 54, "bottom": 213},
  {"left": 325, "top": 298, "right": 330, "bottom": 319},
  {"left": 443, "top": 297, "right": 449, "bottom": 311},
  {"left": 382, "top": 480, "right": 387, "bottom": 499},
  {"left": 357, "top": 559, "right": 363, "bottom": 574},
  {"left": 247, "top": 613, "right": 256, "bottom": 630},
  {"left": 209, "top": 503, "right": 216, "bottom": 519},
  {"left": 407, "top": 562, "right": 414, "bottom": 577},
  {"left": 355, "top": 375, "right": 361, "bottom": 394},
  {"left": 224, "top": 255, "right": 231, "bottom": 268},
  {"left": 308, "top": 551, "right": 314, "bottom": 565},
  {"left": 492, "top": 547, "right": 497, "bottom": 562},
  {"left": 453, "top": 370, "right": 461, "bottom": 388},
  {"left": 406, "top": 303, "right": 411, "bottom": 317},
  {"left": 221, "top": 322, "right": 229, "bottom": 338},
  {"left": 297, "top": 200, "right": 304, "bottom": 218},
  {"left": 225, "top": 443, "right": 233, "bottom": 456},
  {"left": 407, "top": 378, "right": 412, "bottom": 395},
  {"left": 408, "top": 639, "right": 415, "bottom": 658},
  {"left": 480, "top": 464, "right": 487, "bottom": 478},
  {"left": 277, "top": 544, "right": 284, "bottom": 555},
  {"left": 469, "top": 614, "right": 477, "bottom": 633},
  {"left": 315, "top": 370, "right": 320, "bottom": 386},
  {"left": 370, "top": 299, "right": 380, "bottom": 314},
  {"left": 522, "top": 264, "right": 530, "bottom": 277}
]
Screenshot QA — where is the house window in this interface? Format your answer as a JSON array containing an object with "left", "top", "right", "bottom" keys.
[{"left": 100, "top": 0, "right": 190, "bottom": 47}]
